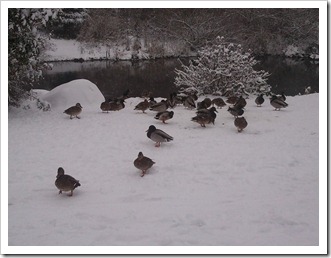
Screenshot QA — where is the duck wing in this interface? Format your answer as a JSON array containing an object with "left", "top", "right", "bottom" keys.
[{"left": 153, "top": 129, "right": 173, "bottom": 141}]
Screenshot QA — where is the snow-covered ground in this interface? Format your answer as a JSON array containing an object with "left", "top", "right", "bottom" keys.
[
  {"left": 42, "top": 38, "right": 191, "bottom": 62},
  {"left": 43, "top": 39, "right": 143, "bottom": 61},
  {"left": 6, "top": 79, "right": 321, "bottom": 253}
]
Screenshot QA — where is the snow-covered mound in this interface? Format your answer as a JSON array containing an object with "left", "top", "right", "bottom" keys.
[{"left": 40, "top": 79, "right": 105, "bottom": 111}]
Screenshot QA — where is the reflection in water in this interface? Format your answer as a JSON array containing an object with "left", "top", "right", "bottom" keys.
[
  {"left": 254, "top": 56, "right": 319, "bottom": 97},
  {"left": 36, "top": 57, "right": 318, "bottom": 99}
]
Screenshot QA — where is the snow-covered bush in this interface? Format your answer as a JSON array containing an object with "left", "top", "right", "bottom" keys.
[
  {"left": 284, "top": 45, "right": 305, "bottom": 58},
  {"left": 8, "top": 8, "right": 60, "bottom": 107},
  {"left": 174, "top": 36, "right": 271, "bottom": 96}
]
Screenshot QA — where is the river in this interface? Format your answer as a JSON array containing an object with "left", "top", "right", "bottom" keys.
[{"left": 35, "top": 56, "right": 319, "bottom": 99}]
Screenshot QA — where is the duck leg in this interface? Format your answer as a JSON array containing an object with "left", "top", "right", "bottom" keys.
[
  {"left": 141, "top": 171, "right": 146, "bottom": 177},
  {"left": 155, "top": 142, "right": 161, "bottom": 147}
]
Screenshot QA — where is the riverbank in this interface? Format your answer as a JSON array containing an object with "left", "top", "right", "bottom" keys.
[
  {"left": 42, "top": 38, "right": 318, "bottom": 63},
  {"left": 42, "top": 38, "right": 195, "bottom": 62}
]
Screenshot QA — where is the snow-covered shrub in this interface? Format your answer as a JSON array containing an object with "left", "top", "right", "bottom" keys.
[
  {"left": 8, "top": 8, "right": 60, "bottom": 107},
  {"left": 174, "top": 36, "right": 271, "bottom": 96},
  {"left": 284, "top": 45, "right": 305, "bottom": 58}
]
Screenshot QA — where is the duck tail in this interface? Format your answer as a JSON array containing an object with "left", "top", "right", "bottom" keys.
[{"left": 74, "top": 181, "right": 81, "bottom": 189}]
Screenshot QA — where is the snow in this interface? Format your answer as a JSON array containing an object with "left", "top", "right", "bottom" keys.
[
  {"left": 43, "top": 39, "right": 149, "bottom": 61},
  {"left": 42, "top": 38, "right": 193, "bottom": 62},
  {"left": 40, "top": 79, "right": 104, "bottom": 110},
  {"left": 6, "top": 79, "right": 320, "bottom": 253}
]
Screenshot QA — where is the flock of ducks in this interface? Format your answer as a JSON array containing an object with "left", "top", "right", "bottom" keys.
[{"left": 58, "top": 89, "right": 289, "bottom": 195}]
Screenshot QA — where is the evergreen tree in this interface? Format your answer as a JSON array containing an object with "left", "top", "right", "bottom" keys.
[{"left": 174, "top": 36, "right": 271, "bottom": 96}]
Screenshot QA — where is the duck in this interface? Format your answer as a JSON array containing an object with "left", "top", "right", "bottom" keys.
[
  {"left": 270, "top": 95, "right": 288, "bottom": 110},
  {"left": 212, "top": 97, "right": 227, "bottom": 108},
  {"left": 234, "top": 117, "right": 248, "bottom": 132},
  {"left": 197, "top": 97, "right": 212, "bottom": 110},
  {"left": 233, "top": 96, "right": 247, "bottom": 109},
  {"left": 196, "top": 106, "right": 218, "bottom": 120},
  {"left": 191, "top": 114, "right": 214, "bottom": 127},
  {"left": 183, "top": 95, "right": 196, "bottom": 109},
  {"left": 277, "top": 92, "right": 286, "bottom": 102},
  {"left": 146, "top": 125, "right": 173, "bottom": 147},
  {"left": 227, "top": 106, "right": 244, "bottom": 118},
  {"left": 255, "top": 94, "right": 264, "bottom": 107},
  {"left": 192, "top": 107, "right": 218, "bottom": 127},
  {"left": 109, "top": 99, "right": 125, "bottom": 111},
  {"left": 149, "top": 100, "right": 168, "bottom": 112},
  {"left": 226, "top": 96, "right": 239, "bottom": 105},
  {"left": 134, "top": 99, "right": 150, "bottom": 113},
  {"left": 134, "top": 152, "right": 155, "bottom": 177},
  {"left": 148, "top": 97, "right": 157, "bottom": 107},
  {"left": 154, "top": 111, "right": 174, "bottom": 124},
  {"left": 55, "top": 167, "right": 81, "bottom": 196},
  {"left": 167, "top": 92, "right": 178, "bottom": 109},
  {"left": 100, "top": 99, "right": 112, "bottom": 113},
  {"left": 64, "top": 103, "right": 82, "bottom": 119}
]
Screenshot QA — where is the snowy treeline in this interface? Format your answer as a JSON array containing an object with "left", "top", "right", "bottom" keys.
[{"left": 74, "top": 9, "right": 318, "bottom": 57}]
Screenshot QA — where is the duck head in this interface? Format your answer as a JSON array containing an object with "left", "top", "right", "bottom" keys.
[
  {"left": 146, "top": 125, "right": 157, "bottom": 133},
  {"left": 57, "top": 167, "right": 65, "bottom": 178}
]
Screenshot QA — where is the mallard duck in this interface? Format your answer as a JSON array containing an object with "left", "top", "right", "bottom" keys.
[
  {"left": 154, "top": 111, "right": 174, "bottom": 124},
  {"left": 148, "top": 97, "right": 157, "bottom": 107},
  {"left": 212, "top": 97, "right": 227, "bottom": 108},
  {"left": 226, "top": 96, "right": 239, "bottom": 105},
  {"left": 233, "top": 96, "right": 247, "bottom": 109},
  {"left": 270, "top": 95, "right": 288, "bottom": 110},
  {"left": 134, "top": 99, "right": 150, "bottom": 113},
  {"left": 55, "top": 167, "right": 81, "bottom": 196},
  {"left": 277, "top": 92, "right": 286, "bottom": 102},
  {"left": 196, "top": 106, "right": 218, "bottom": 119},
  {"left": 134, "top": 152, "right": 155, "bottom": 177},
  {"left": 192, "top": 107, "right": 217, "bottom": 127},
  {"left": 227, "top": 106, "right": 244, "bottom": 118},
  {"left": 197, "top": 98, "right": 212, "bottom": 110},
  {"left": 149, "top": 100, "right": 168, "bottom": 112},
  {"left": 167, "top": 92, "right": 178, "bottom": 109},
  {"left": 191, "top": 114, "right": 214, "bottom": 127},
  {"left": 109, "top": 99, "right": 125, "bottom": 111},
  {"left": 234, "top": 117, "right": 248, "bottom": 132},
  {"left": 183, "top": 95, "right": 196, "bottom": 109},
  {"left": 64, "top": 103, "right": 82, "bottom": 119},
  {"left": 146, "top": 125, "right": 173, "bottom": 147},
  {"left": 255, "top": 94, "right": 265, "bottom": 107},
  {"left": 100, "top": 99, "right": 112, "bottom": 113}
]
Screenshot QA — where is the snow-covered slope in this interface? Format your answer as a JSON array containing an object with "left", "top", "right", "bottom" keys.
[{"left": 7, "top": 80, "right": 319, "bottom": 251}]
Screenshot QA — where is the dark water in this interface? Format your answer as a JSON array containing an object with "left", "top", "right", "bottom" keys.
[{"left": 35, "top": 56, "right": 319, "bottom": 99}]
